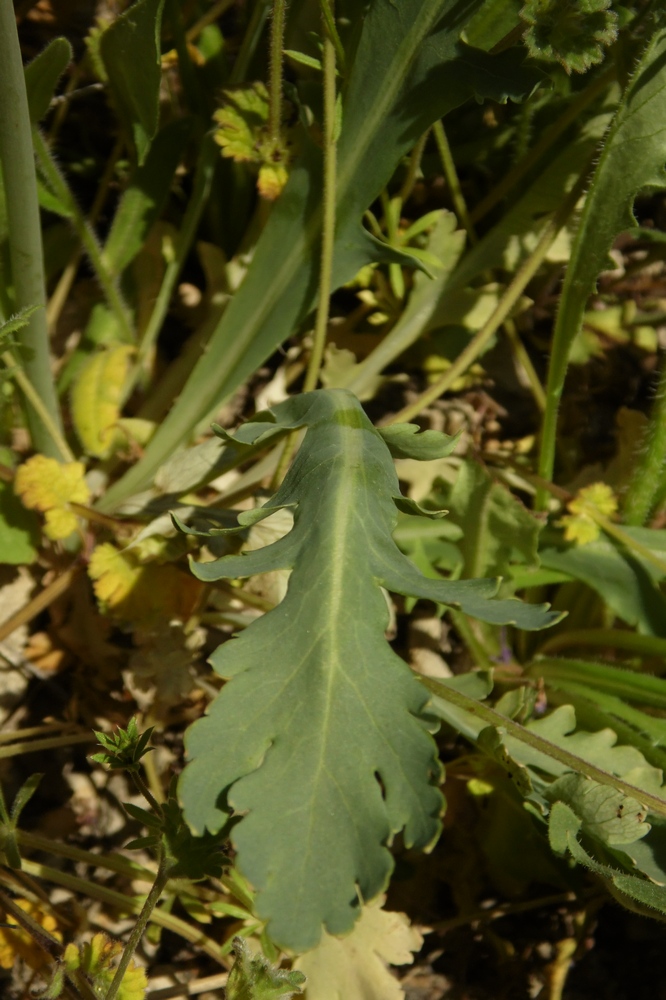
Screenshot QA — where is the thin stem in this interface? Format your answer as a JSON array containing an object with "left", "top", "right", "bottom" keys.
[
  {"left": 537, "top": 628, "right": 666, "bottom": 658},
  {"left": 319, "top": 0, "right": 346, "bottom": 72},
  {"left": 302, "top": 8, "right": 337, "bottom": 392},
  {"left": 131, "top": 769, "right": 163, "bottom": 816},
  {"left": 2, "top": 350, "right": 75, "bottom": 461},
  {"left": 32, "top": 128, "right": 134, "bottom": 343},
  {"left": 502, "top": 317, "right": 546, "bottom": 412},
  {"left": 0, "top": 732, "right": 93, "bottom": 760},
  {"left": 267, "top": 0, "right": 287, "bottom": 145},
  {"left": 19, "top": 858, "right": 227, "bottom": 964},
  {"left": 421, "top": 675, "right": 666, "bottom": 818},
  {"left": 433, "top": 120, "right": 476, "bottom": 245},
  {"left": 398, "top": 129, "right": 429, "bottom": 205},
  {"left": 0, "top": 1, "right": 64, "bottom": 456},
  {"left": 385, "top": 168, "right": 591, "bottom": 427},
  {"left": 104, "top": 857, "right": 170, "bottom": 1000},
  {"left": 17, "top": 829, "right": 157, "bottom": 883},
  {"left": 125, "top": 133, "right": 217, "bottom": 397},
  {"left": 622, "top": 350, "right": 666, "bottom": 525}
]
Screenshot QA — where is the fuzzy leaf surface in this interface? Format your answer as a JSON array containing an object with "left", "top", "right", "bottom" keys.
[{"left": 179, "top": 389, "right": 556, "bottom": 950}]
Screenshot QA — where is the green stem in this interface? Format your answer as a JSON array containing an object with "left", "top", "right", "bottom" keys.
[
  {"left": 622, "top": 349, "right": 666, "bottom": 525},
  {"left": 19, "top": 858, "right": 227, "bottom": 963},
  {"left": 319, "top": 0, "right": 346, "bottom": 71},
  {"left": 0, "top": 1, "right": 64, "bottom": 457},
  {"left": 104, "top": 856, "right": 170, "bottom": 1000},
  {"left": 433, "top": 120, "right": 476, "bottom": 245},
  {"left": 537, "top": 627, "right": 666, "bottom": 659},
  {"left": 2, "top": 350, "right": 74, "bottom": 461},
  {"left": 31, "top": 128, "right": 134, "bottom": 343},
  {"left": 421, "top": 675, "right": 666, "bottom": 818},
  {"left": 131, "top": 769, "right": 163, "bottom": 816},
  {"left": 125, "top": 133, "right": 217, "bottom": 397},
  {"left": 268, "top": 0, "right": 287, "bottom": 145},
  {"left": 303, "top": 8, "right": 337, "bottom": 393},
  {"left": 385, "top": 167, "right": 591, "bottom": 427}
]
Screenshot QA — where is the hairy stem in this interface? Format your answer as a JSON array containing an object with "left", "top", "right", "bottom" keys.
[
  {"left": 2, "top": 350, "right": 74, "bottom": 461},
  {"left": 422, "top": 675, "right": 666, "bottom": 818},
  {"left": 268, "top": 0, "right": 287, "bottom": 145},
  {"left": 0, "top": 1, "right": 64, "bottom": 456},
  {"left": 32, "top": 128, "right": 134, "bottom": 343}
]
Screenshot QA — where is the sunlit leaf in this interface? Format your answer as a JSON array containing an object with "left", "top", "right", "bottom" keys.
[{"left": 14, "top": 455, "right": 90, "bottom": 540}]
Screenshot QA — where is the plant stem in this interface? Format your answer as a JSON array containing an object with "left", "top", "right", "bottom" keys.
[
  {"left": 2, "top": 350, "right": 75, "bottom": 461},
  {"left": 131, "top": 769, "right": 163, "bottom": 816},
  {"left": 19, "top": 858, "right": 228, "bottom": 964},
  {"left": 319, "top": 0, "right": 345, "bottom": 71},
  {"left": 0, "top": 0, "right": 64, "bottom": 457},
  {"left": 185, "top": 0, "right": 235, "bottom": 42},
  {"left": 32, "top": 128, "right": 134, "bottom": 343},
  {"left": 536, "top": 628, "right": 666, "bottom": 658},
  {"left": 0, "top": 564, "right": 81, "bottom": 644},
  {"left": 421, "top": 675, "right": 666, "bottom": 818},
  {"left": 104, "top": 856, "right": 170, "bottom": 1000},
  {"left": 303, "top": 8, "right": 337, "bottom": 392},
  {"left": 125, "top": 133, "right": 217, "bottom": 398},
  {"left": 385, "top": 168, "right": 591, "bottom": 427},
  {"left": 267, "top": 0, "right": 287, "bottom": 146},
  {"left": 433, "top": 120, "right": 476, "bottom": 245},
  {"left": 622, "top": 350, "right": 666, "bottom": 525}
]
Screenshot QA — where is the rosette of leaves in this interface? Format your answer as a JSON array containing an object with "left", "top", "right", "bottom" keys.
[
  {"left": 176, "top": 389, "right": 559, "bottom": 950},
  {"left": 520, "top": 0, "right": 619, "bottom": 74}
]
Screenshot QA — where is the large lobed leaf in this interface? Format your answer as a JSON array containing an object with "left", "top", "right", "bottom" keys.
[
  {"left": 99, "top": 0, "right": 540, "bottom": 510},
  {"left": 178, "top": 389, "right": 556, "bottom": 950}
]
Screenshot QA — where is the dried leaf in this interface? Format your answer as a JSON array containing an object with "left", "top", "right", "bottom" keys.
[
  {"left": 15, "top": 455, "right": 90, "bottom": 540},
  {"left": 70, "top": 345, "right": 135, "bottom": 458},
  {"left": 64, "top": 932, "right": 146, "bottom": 1000},
  {"left": 294, "top": 896, "right": 422, "bottom": 1000},
  {"left": 88, "top": 542, "right": 202, "bottom": 624}
]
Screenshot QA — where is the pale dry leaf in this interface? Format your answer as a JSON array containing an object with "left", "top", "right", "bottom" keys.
[{"left": 294, "top": 896, "right": 422, "bottom": 1000}]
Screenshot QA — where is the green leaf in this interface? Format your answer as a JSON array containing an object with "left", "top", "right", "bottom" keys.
[
  {"left": 99, "top": 0, "right": 541, "bottom": 510},
  {"left": 0, "top": 480, "right": 39, "bottom": 565},
  {"left": 102, "top": 118, "right": 192, "bottom": 276},
  {"left": 539, "top": 529, "right": 666, "bottom": 636},
  {"left": 444, "top": 459, "right": 542, "bottom": 580},
  {"left": 378, "top": 423, "right": 460, "bottom": 461},
  {"left": 226, "top": 937, "right": 306, "bottom": 1000},
  {"left": 547, "top": 772, "right": 650, "bottom": 846},
  {"left": 178, "top": 390, "right": 556, "bottom": 950},
  {"left": 100, "top": 0, "right": 167, "bottom": 165},
  {"left": 550, "top": 801, "right": 666, "bottom": 916},
  {"left": 541, "top": 25, "right": 666, "bottom": 481},
  {"left": 24, "top": 37, "right": 73, "bottom": 124}
]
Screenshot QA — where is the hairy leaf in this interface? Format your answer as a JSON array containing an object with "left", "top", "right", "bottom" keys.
[
  {"left": 99, "top": 0, "right": 166, "bottom": 164},
  {"left": 14, "top": 455, "right": 89, "bottom": 540},
  {"left": 542, "top": 25, "right": 666, "bottom": 470},
  {"left": 178, "top": 390, "right": 556, "bottom": 950},
  {"left": 24, "top": 37, "right": 72, "bottom": 124},
  {"left": 99, "top": 0, "right": 541, "bottom": 509}
]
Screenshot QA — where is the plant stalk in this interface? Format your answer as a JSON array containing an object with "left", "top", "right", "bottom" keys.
[
  {"left": 421, "top": 675, "right": 666, "bottom": 818},
  {"left": 385, "top": 167, "right": 591, "bottom": 427},
  {"left": 0, "top": 1, "right": 64, "bottom": 456},
  {"left": 268, "top": 0, "right": 287, "bottom": 146},
  {"left": 104, "top": 856, "right": 170, "bottom": 1000}
]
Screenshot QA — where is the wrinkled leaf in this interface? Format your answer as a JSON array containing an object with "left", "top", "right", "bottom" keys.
[
  {"left": 226, "top": 937, "right": 305, "bottom": 1000},
  {"left": 548, "top": 772, "right": 650, "bottom": 846}
]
